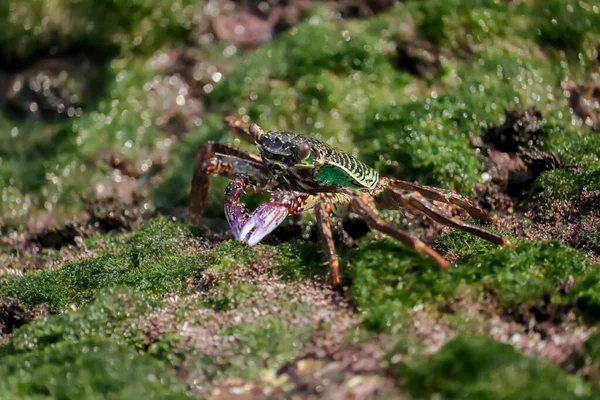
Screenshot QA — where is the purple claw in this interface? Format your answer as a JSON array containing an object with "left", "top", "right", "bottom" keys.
[
  {"left": 225, "top": 202, "right": 250, "bottom": 241},
  {"left": 240, "top": 203, "right": 289, "bottom": 246}
]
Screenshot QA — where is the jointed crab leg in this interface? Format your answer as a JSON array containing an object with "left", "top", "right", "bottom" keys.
[
  {"left": 223, "top": 115, "right": 266, "bottom": 144},
  {"left": 381, "top": 187, "right": 515, "bottom": 247},
  {"left": 384, "top": 178, "right": 493, "bottom": 224},
  {"left": 351, "top": 194, "right": 450, "bottom": 269},
  {"left": 316, "top": 202, "right": 341, "bottom": 287},
  {"left": 189, "top": 142, "right": 272, "bottom": 225}
]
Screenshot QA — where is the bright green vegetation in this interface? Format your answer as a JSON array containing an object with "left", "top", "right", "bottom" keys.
[
  {"left": 531, "top": 117, "right": 600, "bottom": 200},
  {"left": 2, "top": 0, "right": 600, "bottom": 398},
  {"left": 0, "top": 218, "right": 201, "bottom": 312},
  {"left": 273, "top": 240, "right": 329, "bottom": 281},
  {"left": 1, "top": 288, "right": 156, "bottom": 356},
  {"left": 391, "top": 335, "right": 597, "bottom": 399},
  {"left": 351, "top": 237, "right": 597, "bottom": 331},
  {"left": 569, "top": 330, "right": 600, "bottom": 385},
  {"left": 185, "top": 316, "right": 315, "bottom": 383},
  {"left": 0, "top": 58, "right": 190, "bottom": 222},
  {"left": 0, "top": 286, "right": 188, "bottom": 398},
  {"left": 0, "top": 0, "right": 198, "bottom": 64},
  {"left": 0, "top": 338, "right": 191, "bottom": 399}
]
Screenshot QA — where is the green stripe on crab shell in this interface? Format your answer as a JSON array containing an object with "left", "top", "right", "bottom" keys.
[{"left": 317, "top": 151, "right": 379, "bottom": 190}]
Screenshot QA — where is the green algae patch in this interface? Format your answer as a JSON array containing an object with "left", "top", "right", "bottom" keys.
[
  {"left": 201, "top": 281, "right": 260, "bottom": 312},
  {"left": 533, "top": 169, "right": 600, "bottom": 202},
  {"left": 571, "top": 272, "right": 600, "bottom": 323},
  {"left": 531, "top": 0, "right": 600, "bottom": 51},
  {"left": 467, "top": 242, "right": 595, "bottom": 310},
  {"left": 531, "top": 117, "right": 600, "bottom": 201},
  {"left": 0, "top": 0, "right": 197, "bottom": 63},
  {"left": 1, "top": 288, "right": 157, "bottom": 356},
  {"left": 358, "top": 97, "right": 484, "bottom": 194},
  {"left": 434, "top": 226, "right": 508, "bottom": 263},
  {"left": 207, "top": 15, "right": 413, "bottom": 151},
  {"left": 392, "top": 335, "right": 595, "bottom": 399},
  {"left": 201, "top": 317, "right": 314, "bottom": 381},
  {"left": 153, "top": 113, "right": 228, "bottom": 216},
  {"left": 349, "top": 237, "right": 455, "bottom": 332},
  {"left": 273, "top": 240, "right": 330, "bottom": 281},
  {"left": 568, "top": 329, "right": 600, "bottom": 385},
  {"left": 0, "top": 218, "right": 202, "bottom": 312},
  {"left": 350, "top": 237, "right": 596, "bottom": 331},
  {"left": 203, "top": 240, "right": 256, "bottom": 274},
  {"left": 0, "top": 338, "right": 191, "bottom": 399}
]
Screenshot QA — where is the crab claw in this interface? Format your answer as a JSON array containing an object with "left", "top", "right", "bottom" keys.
[
  {"left": 225, "top": 201, "right": 250, "bottom": 241},
  {"left": 238, "top": 203, "right": 289, "bottom": 246}
]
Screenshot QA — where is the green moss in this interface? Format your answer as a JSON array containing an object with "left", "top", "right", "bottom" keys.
[
  {"left": 1, "top": 288, "right": 157, "bottom": 356},
  {"left": 571, "top": 272, "right": 600, "bottom": 323},
  {"left": 203, "top": 240, "right": 256, "bottom": 274},
  {"left": 0, "top": 58, "right": 193, "bottom": 222},
  {"left": 147, "top": 333, "right": 188, "bottom": 369},
  {"left": 530, "top": 116, "right": 600, "bottom": 201},
  {"left": 393, "top": 335, "right": 595, "bottom": 399},
  {"left": 351, "top": 238, "right": 595, "bottom": 331},
  {"left": 273, "top": 240, "right": 329, "bottom": 281},
  {"left": 530, "top": 0, "right": 600, "bottom": 51},
  {"left": 201, "top": 282, "right": 260, "bottom": 312},
  {"left": 569, "top": 329, "right": 600, "bottom": 385},
  {"left": 0, "top": 338, "right": 191, "bottom": 399},
  {"left": 415, "top": 0, "right": 521, "bottom": 48},
  {"left": 190, "top": 316, "right": 314, "bottom": 382},
  {"left": 0, "top": 0, "right": 197, "bottom": 63},
  {"left": 350, "top": 237, "right": 454, "bottom": 332},
  {"left": 468, "top": 242, "right": 595, "bottom": 310},
  {"left": 434, "top": 226, "right": 505, "bottom": 263},
  {"left": 0, "top": 218, "right": 201, "bottom": 312},
  {"left": 358, "top": 96, "right": 485, "bottom": 194},
  {"left": 153, "top": 113, "right": 228, "bottom": 215},
  {"left": 532, "top": 169, "right": 600, "bottom": 201}
]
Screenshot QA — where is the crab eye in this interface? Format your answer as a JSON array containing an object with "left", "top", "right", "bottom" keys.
[{"left": 296, "top": 143, "right": 311, "bottom": 160}]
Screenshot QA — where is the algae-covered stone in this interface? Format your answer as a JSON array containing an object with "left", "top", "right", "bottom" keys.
[
  {"left": 569, "top": 329, "right": 600, "bottom": 385},
  {"left": 0, "top": 338, "right": 191, "bottom": 399},
  {"left": 1, "top": 288, "right": 157, "bottom": 356},
  {"left": 0, "top": 0, "right": 197, "bottom": 63},
  {"left": 0, "top": 218, "right": 201, "bottom": 312},
  {"left": 392, "top": 335, "right": 596, "bottom": 399},
  {"left": 351, "top": 237, "right": 596, "bottom": 331}
]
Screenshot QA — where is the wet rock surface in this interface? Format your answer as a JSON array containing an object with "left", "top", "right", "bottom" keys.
[{"left": 1, "top": 1, "right": 600, "bottom": 399}]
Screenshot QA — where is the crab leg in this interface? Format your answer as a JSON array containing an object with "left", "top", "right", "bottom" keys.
[
  {"left": 224, "top": 115, "right": 265, "bottom": 144},
  {"left": 384, "top": 178, "right": 492, "bottom": 224},
  {"left": 316, "top": 202, "right": 341, "bottom": 287},
  {"left": 351, "top": 194, "right": 450, "bottom": 269},
  {"left": 189, "top": 142, "right": 272, "bottom": 225},
  {"left": 382, "top": 188, "right": 515, "bottom": 247}
]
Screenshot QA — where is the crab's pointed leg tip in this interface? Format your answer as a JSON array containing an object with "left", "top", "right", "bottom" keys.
[{"left": 504, "top": 238, "right": 517, "bottom": 248}]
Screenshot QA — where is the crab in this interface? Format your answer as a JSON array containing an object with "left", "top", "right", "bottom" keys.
[{"left": 189, "top": 116, "right": 515, "bottom": 287}]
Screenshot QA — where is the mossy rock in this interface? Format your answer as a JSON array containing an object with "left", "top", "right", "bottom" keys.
[
  {"left": 0, "top": 0, "right": 197, "bottom": 64},
  {"left": 0, "top": 218, "right": 201, "bottom": 312},
  {"left": 351, "top": 237, "right": 596, "bottom": 331},
  {"left": 390, "top": 335, "right": 596, "bottom": 399},
  {"left": 0, "top": 338, "right": 191, "bottom": 399}
]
